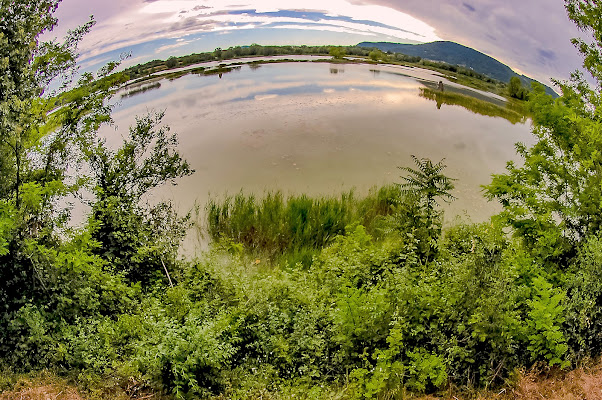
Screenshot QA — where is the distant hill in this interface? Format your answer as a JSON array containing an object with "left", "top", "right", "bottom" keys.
[{"left": 357, "top": 41, "right": 557, "bottom": 97}]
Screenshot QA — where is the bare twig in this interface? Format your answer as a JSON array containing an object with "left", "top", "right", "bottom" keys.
[{"left": 160, "top": 257, "right": 173, "bottom": 288}]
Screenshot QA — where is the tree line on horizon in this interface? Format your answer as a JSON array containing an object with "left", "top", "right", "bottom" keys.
[{"left": 123, "top": 43, "right": 504, "bottom": 89}]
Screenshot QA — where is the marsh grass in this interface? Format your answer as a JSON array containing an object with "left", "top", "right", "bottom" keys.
[
  {"left": 419, "top": 87, "right": 528, "bottom": 124},
  {"left": 202, "top": 185, "right": 402, "bottom": 265},
  {"left": 120, "top": 82, "right": 161, "bottom": 98}
]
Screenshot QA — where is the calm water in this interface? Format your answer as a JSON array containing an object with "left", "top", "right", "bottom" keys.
[{"left": 108, "top": 61, "right": 533, "bottom": 248}]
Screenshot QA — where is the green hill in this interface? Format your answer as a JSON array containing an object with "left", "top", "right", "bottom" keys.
[{"left": 358, "top": 41, "right": 558, "bottom": 97}]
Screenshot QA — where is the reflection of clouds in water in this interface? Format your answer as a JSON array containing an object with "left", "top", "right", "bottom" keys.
[
  {"left": 255, "top": 94, "right": 279, "bottom": 101},
  {"left": 172, "top": 96, "right": 198, "bottom": 108},
  {"left": 384, "top": 93, "right": 412, "bottom": 103},
  {"left": 110, "top": 62, "right": 533, "bottom": 228},
  {"left": 115, "top": 63, "right": 431, "bottom": 119}
]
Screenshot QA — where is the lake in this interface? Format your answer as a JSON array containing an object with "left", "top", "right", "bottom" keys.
[{"left": 108, "top": 60, "right": 533, "bottom": 249}]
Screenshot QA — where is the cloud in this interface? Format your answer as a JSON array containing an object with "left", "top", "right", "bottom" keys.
[
  {"left": 351, "top": 0, "right": 583, "bottom": 83},
  {"left": 50, "top": 0, "right": 583, "bottom": 85},
  {"left": 168, "top": 17, "right": 221, "bottom": 32},
  {"left": 271, "top": 24, "right": 377, "bottom": 36},
  {"left": 154, "top": 39, "right": 194, "bottom": 54},
  {"left": 462, "top": 3, "right": 475, "bottom": 12},
  {"left": 53, "top": 0, "right": 440, "bottom": 64},
  {"left": 538, "top": 49, "right": 556, "bottom": 61}
]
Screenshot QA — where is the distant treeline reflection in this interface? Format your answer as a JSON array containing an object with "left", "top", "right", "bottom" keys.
[{"left": 419, "top": 87, "right": 528, "bottom": 124}]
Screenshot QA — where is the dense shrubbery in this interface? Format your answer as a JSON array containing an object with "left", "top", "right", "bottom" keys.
[
  {"left": 4, "top": 0, "right": 602, "bottom": 399},
  {"left": 4, "top": 212, "right": 595, "bottom": 398}
]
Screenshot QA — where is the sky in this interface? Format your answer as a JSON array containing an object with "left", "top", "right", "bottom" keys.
[{"left": 49, "top": 0, "right": 585, "bottom": 85}]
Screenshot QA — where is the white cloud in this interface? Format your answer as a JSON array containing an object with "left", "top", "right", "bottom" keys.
[
  {"left": 271, "top": 24, "right": 377, "bottom": 36},
  {"left": 55, "top": 0, "right": 440, "bottom": 64},
  {"left": 51, "top": 0, "right": 582, "bottom": 84},
  {"left": 155, "top": 39, "right": 194, "bottom": 54},
  {"left": 355, "top": 0, "right": 583, "bottom": 83}
]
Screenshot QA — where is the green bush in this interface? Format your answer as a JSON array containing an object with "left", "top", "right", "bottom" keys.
[
  {"left": 564, "top": 235, "right": 602, "bottom": 361},
  {"left": 526, "top": 276, "right": 569, "bottom": 368}
]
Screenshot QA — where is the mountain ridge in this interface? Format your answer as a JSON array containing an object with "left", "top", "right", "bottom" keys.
[{"left": 358, "top": 41, "right": 557, "bottom": 97}]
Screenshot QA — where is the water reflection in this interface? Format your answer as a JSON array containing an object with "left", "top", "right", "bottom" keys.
[
  {"left": 107, "top": 62, "right": 533, "bottom": 246},
  {"left": 419, "top": 87, "right": 527, "bottom": 124},
  {"left": 121, "top": 82, "right": 161, "bottom": 99}
]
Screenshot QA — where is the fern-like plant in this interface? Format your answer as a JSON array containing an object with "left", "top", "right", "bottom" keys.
[
  {"left": 397, "top": 156, "right": 456, "bottom": 262},
  {"left": 398, "top": 155, "right": 456, "bottom": 215}
]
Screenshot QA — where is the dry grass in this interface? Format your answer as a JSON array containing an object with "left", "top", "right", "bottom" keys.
[
  {"left": 512, "top": 363, "right": 602, "bottom": 400},
  {"left": 411, "top": 362, "right": 602, "bottom": 400},
  {"left": 4, "top": 363, "right": 602, "bottom": 400},
  {"left": 0, "top": 373, "right": 84, "bottom": 400},
  {"left": 0, "top": 385, "right": 83, "bottom": 400},
  {"left": 0, "top": 372, "right": 160, "bottom": 400}
]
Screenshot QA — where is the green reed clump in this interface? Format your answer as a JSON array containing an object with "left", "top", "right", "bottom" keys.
[
  {"left": 204, "top": 185, "right": 402, "bottom": 259},
  {"left": 358, "top": 184, "right": 401, "bottom": 222}
]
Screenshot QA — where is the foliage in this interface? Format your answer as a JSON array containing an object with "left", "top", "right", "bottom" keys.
[
  {"left": 82, "top": 111, "right": 193, "bottom": 284},
  {"left": 564, "top": 235, "right": 602, "bottom": 361},
  {"left": 526, "top": 276, "right": 569, "bottom": 367},
  {"left": 329, "top": 46, "right": 347, "bottom": 59},
  {"left": 166, "top": 56, "right": 178, "bottom": 68},
  {"left": 508, "top": 76, "right": 529, "bottom": 100},
  {"left": 485, "top": 1, "right": 602, "bottom": 261},
  {"left": 397, "top": 156, "right": 456, "bottom": 261},
  {"left": 368, "top": 49, "right": 388, "bottom": 62},
  {"left": 399, "top": 156, "right": 456, "bottom": 212},
  {"left": 0, "top": 0, "right": 191, "bottom": 389}
]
